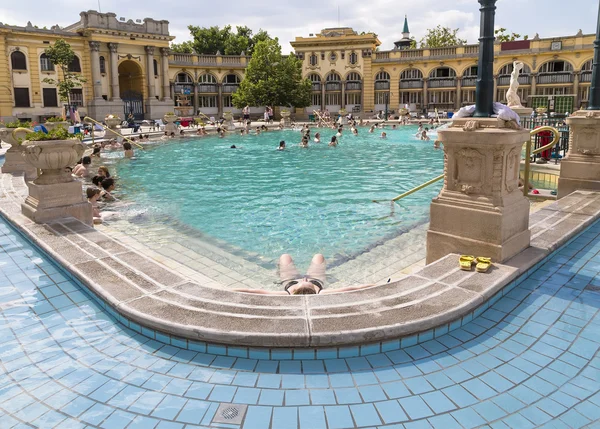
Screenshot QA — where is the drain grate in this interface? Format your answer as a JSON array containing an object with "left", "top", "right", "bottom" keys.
[{"left": 212, "top": 403, "right": 247, "bottom": 425}]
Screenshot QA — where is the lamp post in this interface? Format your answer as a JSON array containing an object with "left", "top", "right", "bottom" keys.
[
  {"left": 588, "top": 0, "right": 600, "bottom": 110},
  {"left": 473, "top": 0, "right": 497, "bottom": 117}
]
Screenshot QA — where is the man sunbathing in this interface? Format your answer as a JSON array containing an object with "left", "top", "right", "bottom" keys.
[{"left": 234, "top": 254, "right": 376, "bottom": 295}]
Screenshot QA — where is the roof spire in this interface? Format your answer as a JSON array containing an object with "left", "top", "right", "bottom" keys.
[{"left": 403, "top": 15, "right": 410, "bottom": 35}]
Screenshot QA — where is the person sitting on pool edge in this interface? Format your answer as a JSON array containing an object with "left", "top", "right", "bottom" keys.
[{"left": 233, "top": 254, "right": 376, "bottom": 295}]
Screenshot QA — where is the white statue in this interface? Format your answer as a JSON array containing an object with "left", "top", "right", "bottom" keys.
[{"left": 506, "top": 61, "right": 524, "bottom": 108}]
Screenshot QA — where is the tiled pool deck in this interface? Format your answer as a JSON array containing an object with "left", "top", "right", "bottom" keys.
[{"left": 1, "top": 217, "right": 600, "bottom": 428}]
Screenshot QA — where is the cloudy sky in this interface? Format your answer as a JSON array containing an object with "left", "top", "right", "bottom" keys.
[{"left": 1, "top": 0, "right": 597, "bottom": 52}]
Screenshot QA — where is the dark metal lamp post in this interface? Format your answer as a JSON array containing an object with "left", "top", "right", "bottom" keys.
[
  {"left": 474, "top": 0, "right": 497, "bottom": 117},
  {"left": 587, "top": 0, "right": 600, "bottom": 110}
]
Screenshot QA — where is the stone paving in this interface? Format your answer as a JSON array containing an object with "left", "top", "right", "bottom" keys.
[{"left": 1, "top": 214, "right": 599, "bottom": 428}]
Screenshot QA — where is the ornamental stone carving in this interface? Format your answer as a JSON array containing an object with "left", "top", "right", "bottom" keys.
[
  {"left": 88, "top": 41, "right": 100, "bottom": 51},
  {"left": 108, "top": 42, "right": 118, "bottom": 53},
  {"left": 145, "top": 46, "right": 155, "bottom": 55},
  {"left": 160, "top": 47, "right": 170, "bottom": 57},
  {"left": 462, "top": 120, "right": 479, "bottom": 132},
  {"left": 505, "top": 147, "right": 520, "bottom": 193},
  {"left": 453, "top": 148, "right": 485, "bottom": 194}
]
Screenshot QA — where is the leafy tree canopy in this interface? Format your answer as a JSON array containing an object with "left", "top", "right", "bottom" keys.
[
  {"left": 495, "top": 28, "right": 528, "bottom": 43},
  {"left": 172, "top": 25, "right": 273, "bottom": 55},
  {"left": 232, "top": 39, "right": 311, "bottom": 109},
  {"left": 42, "top": 39, "right": 86, "bottom": 105},
  {"left": 419, "top": 26, "right": 466, "bottom": 48}
]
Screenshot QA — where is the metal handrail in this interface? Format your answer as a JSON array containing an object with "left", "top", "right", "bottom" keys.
[
  {"left": 522, "top": 126, "right": 561, "bottom": 197},
  {"left": 392, "top": 174, "right": 444, "bottom": 202},
  {"left": 83, "top": 116, "right": 144, "bottom": 150},
  {"left": 313, "top": 110, "right": 334, "bottom": 127}
]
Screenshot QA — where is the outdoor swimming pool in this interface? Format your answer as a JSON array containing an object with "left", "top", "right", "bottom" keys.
[{"left": 109, "top": 126, "right": 444, "bottom": 269}]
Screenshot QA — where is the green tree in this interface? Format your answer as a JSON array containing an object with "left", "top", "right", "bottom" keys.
[
  {"left": 183, "top": 25, "right": 272, "bottom": 55},
  {"left": 42, "top": 39, "right": 86, "bottom": 108},
  {"left": 494, "top": 28, "right": 528, "bottom": 43},
  {"left": 170, "top": 41, "right": 194, "bottom": 53},
  {"left": 232, "top": 39, "right": 311, "bottom": 109},
  {"left": 419, "top": 26, "right": 466, "bottom": 48}
]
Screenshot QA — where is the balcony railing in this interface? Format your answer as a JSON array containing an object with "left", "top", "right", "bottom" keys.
[
  {"left": 461, "top": 77, "right": 477, "bottom": 87},
  {"left": 311, "top": 83, "right": 321, "bottom": 91},
  {"left": 198, "top": 83, "right": 218, "bottom": 93},
  {"left": 174, "top": 84, "right": 193, "bottom": 94},
  {"left": 537, "top": 72, "right": 574, "bottom": 84},
  {"left": 198, "top": 55, "right": 218, "bottom": 64},
  {"left": 325, "top": 82, "right": 341, "bottom": 91},
  {"left": 400, "top": 49, "right": 423, "bottom": 58},
  {"left": 581, "top": 71, "right": 592, "bottom": 83},
  {"left": 400, "top": 79, "right": 424, "bottom": 89},
  {"left": 429, "top": 47, "right": 456, "bottom": 57},
  {"left": 428, "top": 78, "right": 457, "bottom": 88},
  {"left": 169, "top": 53, "right": 244, "bottom": 66},
  {"left": 375, "top": 52, "right": 390, "bottom": 60},
  {"left": 375, "top": 81, "right": 390, "bottom": 90},
  {"left": 222, "top": 56, "right": 242, "bottom": 64},
  {"left": 464, "top": 45, "right": 479, "bottom": 54},
  {"left": 222, "top": 84, "right": 239, "bottom": 93},
  {"left": 346, "top": 82, "right": 362, "bottom": 91},
  {"left": 497, "top": 75, "right": 531, "bottom": 86}
]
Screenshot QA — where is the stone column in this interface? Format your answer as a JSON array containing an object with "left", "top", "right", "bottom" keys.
[
  {"left": 573, "top": 71, "right": 580, "bottom": 109},
  {"left": 89, "top": 41, "right": 102, "bottom": 100},
  {"left": 530, "top": 73, "right": 537, "bottom": 97},
  {"left": 193, "top": 83, "right": 199, "bottom": 115},
  {"left": 426, "top": 118, "right": 531, "bottom": 263},
  {"left": 321, "top": 84, "right": 326, "bottom": 111},
  {"left": 493, "top": 75, "right": 498, "bottom": 102},
  {"left": 456, "top": 78, "right": 462, "bottom": 110},
  {"left": 557, "top": 110, "right": 600, "bottom": 198},
  {"left": 423, "top": 78, "right": 429, "bottom": 113},
  {"left": 160, "top": 48, "right": 171, "bottom": 101},
  {"left": 108, "top": 43, "right": 120, "bottom": 101},
  {"left": 145, "top": 46, "right": 156, "bottom": 100},
  {"left": 217, "top": 83, "right": 223, "bottom": 117},
  {"left": 341, "top": 81, "right": 346, "bottom": 109}
]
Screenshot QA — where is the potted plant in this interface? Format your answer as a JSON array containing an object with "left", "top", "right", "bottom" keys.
[
  {"left": 44, "top": 116, "right": 69, "bottom": 131},
  {"left": 105, "top": 114, "right": 122, "bottom": 129},
  {"left": 0, "top": 122, "right": 37, "bottom": 178},
  {"left": 20, "top": 127, "right": 84, "bottom": 185},
  {"left": 280, "top": 109, "right": 291, "bottom": 118},
  {"left": 535, "top": 107, "right": 548, "bottom": 115}
]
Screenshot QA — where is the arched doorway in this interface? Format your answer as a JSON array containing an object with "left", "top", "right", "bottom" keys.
[{"left": 118, "top": 60, "right": 144, "bottom": 119}]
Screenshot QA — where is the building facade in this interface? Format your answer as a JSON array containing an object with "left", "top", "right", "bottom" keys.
[{"left": 0, "top": 11, "right": 595, "bottom": 123}]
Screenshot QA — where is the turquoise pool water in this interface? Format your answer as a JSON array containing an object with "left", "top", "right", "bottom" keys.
[{"left": 111, "top": 126, "right": 444, "bottom": 268}]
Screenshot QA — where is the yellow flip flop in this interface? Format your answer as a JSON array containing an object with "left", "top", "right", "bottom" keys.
[
  {"left": 475, "top": 257, "right": 492, "bottom": 273},
  {"left": 459, "top": 255, "right": 475, "bottom": 271}
]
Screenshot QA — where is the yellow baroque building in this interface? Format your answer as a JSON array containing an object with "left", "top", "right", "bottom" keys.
[{"left": 0, "top": 11, "right": 595, "bottom": 123}]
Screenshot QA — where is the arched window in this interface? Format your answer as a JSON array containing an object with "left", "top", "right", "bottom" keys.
[
  {"left": 462, "top": 66, "right": 478, "bottom": 87},
  {"left": 375, "top": 71, "right": 390, "bottom": 81},
  {"left": 326, "top": 72, "right": 341, "bottom": 82},
  {"left": 349, "top": 52, "right": 358, "bottom": 65},
  {"left": 581, "top": 59, "right": 593, "bottom": 72},
  {"left": 538, "top": 60, "right": 573, "bottom": 73},
  {"left": 40, "top": 53, "right": 54, "bottom": 72},
  {"left": 308, "top": 73, "right": 321, "bottom": 91},
  {"left": 309, "top": 53, "right": 318, "bottom": 66},
  {"left": 399, "top": 69, "right": 424, "bottom": 89},
  {"left": 581, "top": 59, "right": 593, "bottom": 83},
  {"left": 224, "top": 74, "right": 241, "bottom": 84},
  {"left": 153, "top": 59, "right": 158, "bottom": 76},
  {"left": 199, "top": 74, "right": 217, "bottom": 83},
  {"left": 99, "top": 56, "right": 106, "bottom": 74},
  {"left": 11, "top": 51, "right": 27, "bottom": 70},
  {"left": 429, "top": 67, "right": 457, "bottom": 78},
  {"left": 400, "top": 69, "right": 423, "bottom": 80},
  {"left": 68, "top": 56, "right": 81, "bottom": 73},
  {"left": 498, "top": 63, "right": 531, "bottom": 75},
  {"left": 198, "top": 74, "right": 217, "bottom": 93},
  {"left": 463, "top": 66, "right": 478, "bottom": 77},
  {"left": 346, "top": 72, "right": 361, "bottom": 91},
  {"left": 375, "top": 71, "right": 390, "bottom": 90},
  {"left": 176, "top": 72, "right": 194, "bottom": 84}
]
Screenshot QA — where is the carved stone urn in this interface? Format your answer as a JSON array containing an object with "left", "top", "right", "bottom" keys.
[
  {"left": 280, "top": 110, "right": 291, "bottom": 127},
  {"left": 21, "top": 138, "right": 91, "bottom": 225},
  {"left": 0, "top": 127, "right": 37, "bottom": 179},
  {"left": 105, "top": 115, "right": 122, "bottom": 129},
  {"left": 163, "top": 113, "right": 178, "bottom": 124},
  {"left": 22, "top": 139, "right": 84, "bottom": 185}
]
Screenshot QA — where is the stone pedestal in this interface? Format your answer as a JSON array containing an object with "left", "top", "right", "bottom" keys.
[
  {"left": 147, "top": 99, "right": 175, "bottom": 120},
  {"left": 281, "top": 111, "right": 291, "bottom": 127},
  {"left": 20, "top": 139, "right": 92, "bottom": 225},
  {"left": 511, "top": 106, "right": 533, "bottom": 119},
  {"left": 426, "top": 118, "right": 531, "bottom": 264},
  {"left": 22, "top": 181, "right": 92, "bottom": 225},
  {"left": 163, "top": 114, "right": 178, "bottom": 135},
  {"left": 558, "top": 110, "right": 600, "bottom": 198}
]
